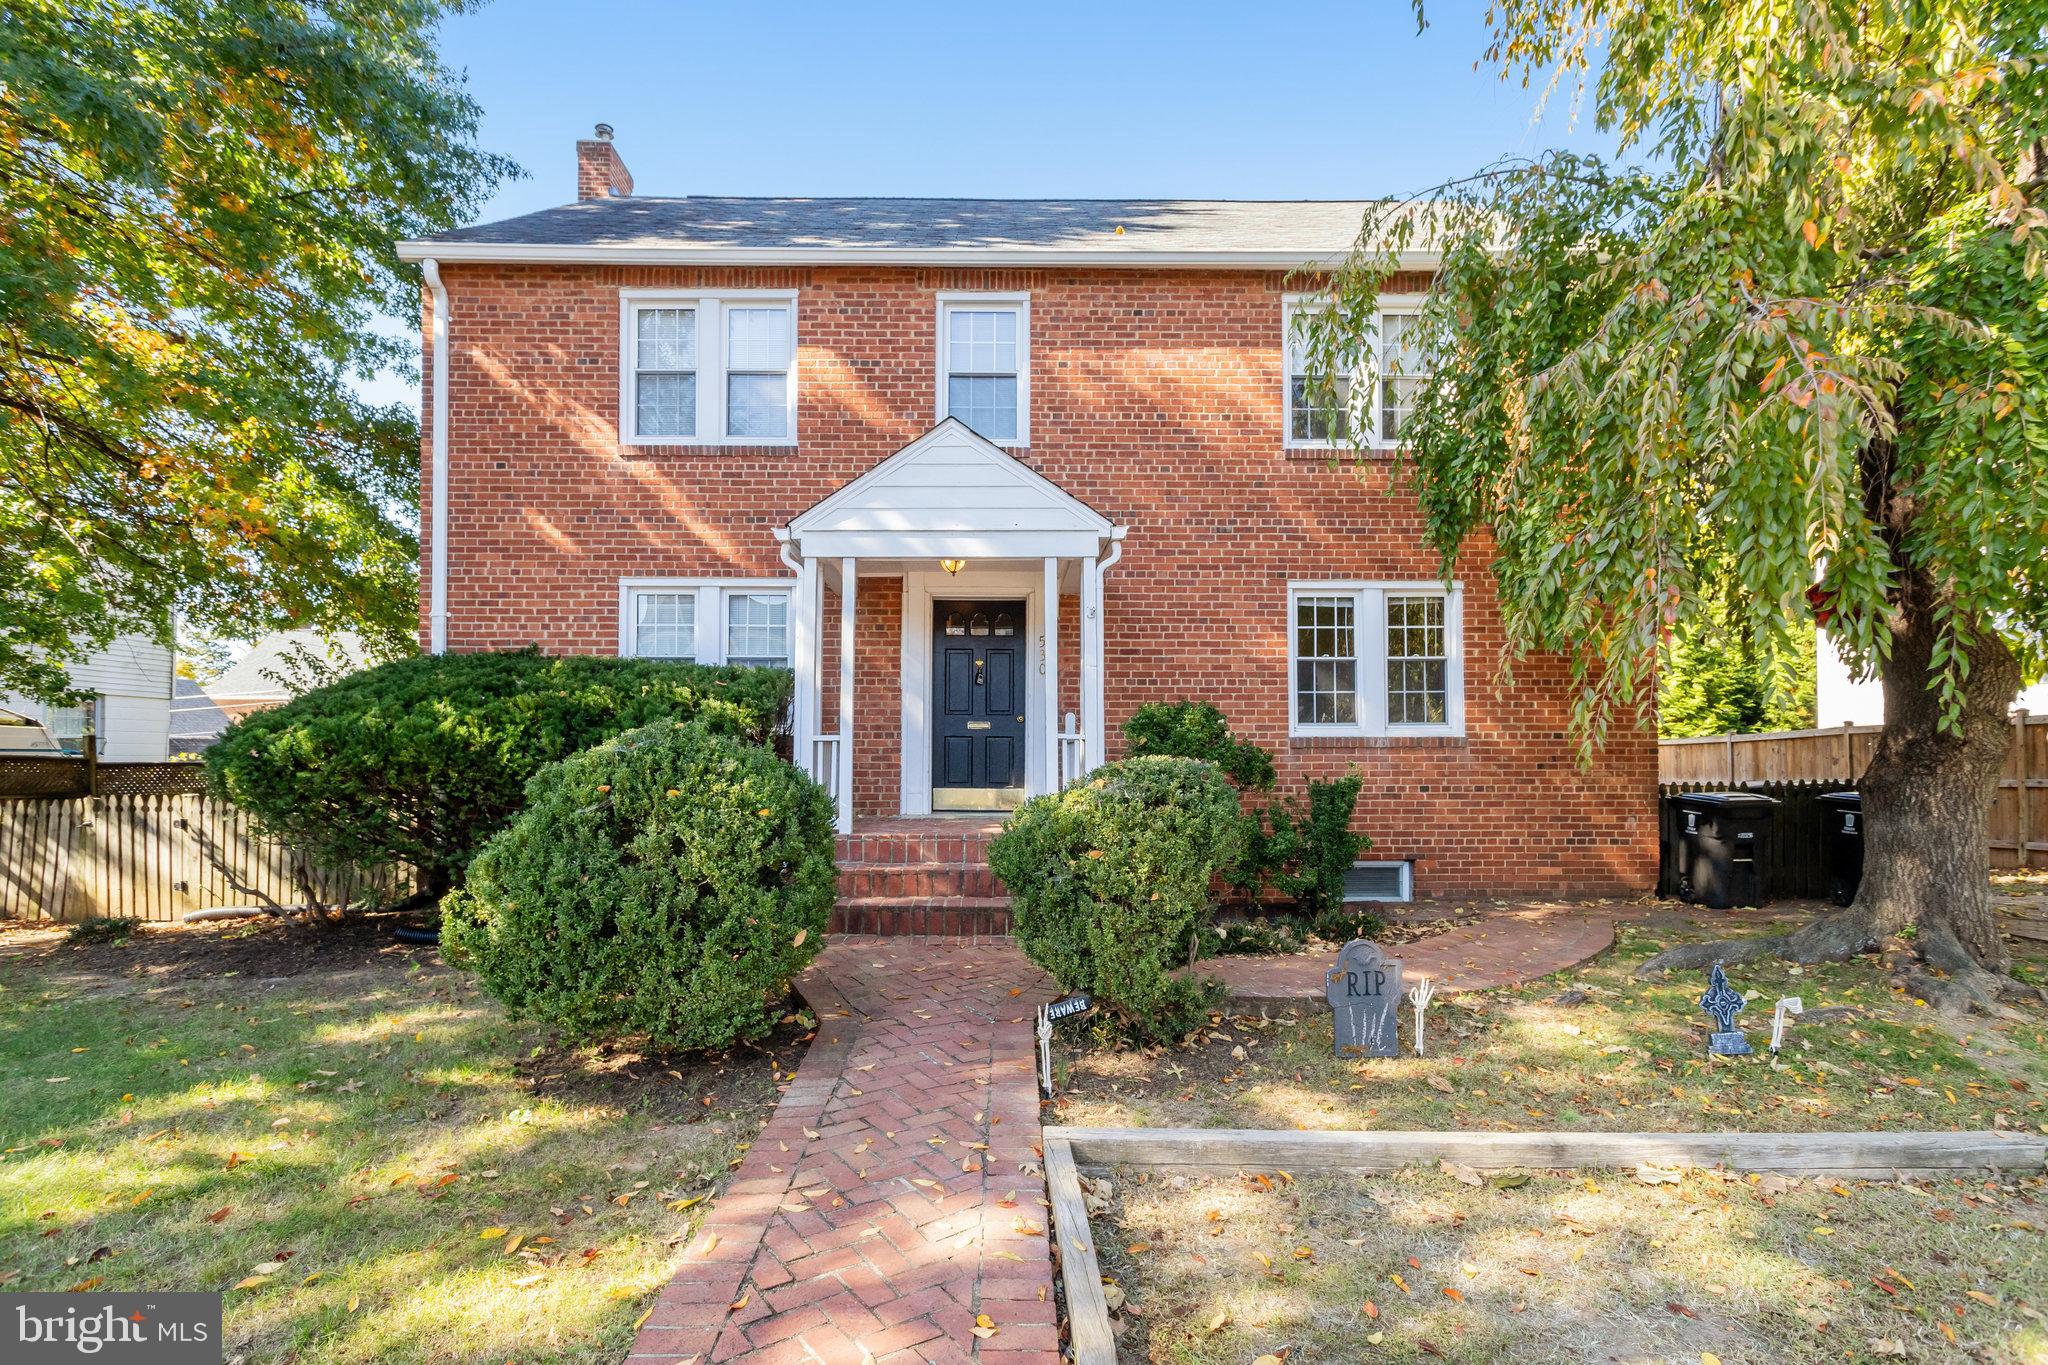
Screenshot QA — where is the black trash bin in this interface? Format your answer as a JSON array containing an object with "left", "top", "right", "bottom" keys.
[
  {"left": 1815, "top": 790, "right": 1864, "bottom": 907},
  {"left": 1671, "top": 791, "right": 1779, "bottom": 908}
]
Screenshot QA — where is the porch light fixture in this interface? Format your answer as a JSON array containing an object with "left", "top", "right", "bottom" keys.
[{"left": 939, "top": 558, "right": 967, "bottom": 576}]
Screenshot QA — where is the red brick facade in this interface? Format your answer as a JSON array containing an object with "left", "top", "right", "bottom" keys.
[{"left": 420, "top": 262, "right": 1658, "bottom": 896}]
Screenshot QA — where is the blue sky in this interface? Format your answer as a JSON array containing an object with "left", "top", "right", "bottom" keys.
[
  {"left": 362, "top": 1, "right": 1619, "bottom": 406},
  {"left": 443, "top": 0, "right": 1614, "bottom": 216}
]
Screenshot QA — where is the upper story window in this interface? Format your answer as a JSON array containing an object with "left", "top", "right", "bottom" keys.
[
  {"left": 620, "top": 580, "right": 793, "bottom": 667},
  {"left": 937, "top": 293, "right": 1029, "bottom": 445},
  {"left": 621, "top": 291, "right": 796, "bottom": 445},
  {"left": 1288, "top": 581, "right": 1463, "bottom": 737},
  {"left": 1284, "top": 295, "right": 1426, "bottom": 450}
]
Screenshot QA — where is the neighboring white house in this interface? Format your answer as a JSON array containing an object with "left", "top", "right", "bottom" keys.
[
  {"left": 204, "top": 628, "right": 373, "bottom": 720},
  {"left": 0, "top": 633, "right": 175, "bottom": 761},
  {"left": 1817, "top": 629, "right": 2048, "bottom": 726}
]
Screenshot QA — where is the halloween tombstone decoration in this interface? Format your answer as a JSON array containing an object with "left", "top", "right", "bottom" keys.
[{"left": 1326, "top": 939, "right": 1403, "bottom": 1058}]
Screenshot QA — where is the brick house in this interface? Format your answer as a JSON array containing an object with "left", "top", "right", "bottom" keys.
[{"left": 397, "top": 128, "right": 1656, "bottom": 922}]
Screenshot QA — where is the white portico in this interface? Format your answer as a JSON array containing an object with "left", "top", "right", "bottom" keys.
[{"left": 776, "top": 419, "right": 1126, "bottom": 832}]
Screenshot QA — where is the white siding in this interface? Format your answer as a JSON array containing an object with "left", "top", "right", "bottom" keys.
[
  {"left": 0, "top": 633, "right": 174, "bottom": 762},
  {"left": 1817, "top": 629, "right": 2048, "bottom": 726}
]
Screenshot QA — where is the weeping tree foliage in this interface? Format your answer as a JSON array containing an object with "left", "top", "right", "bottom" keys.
[
  {"left": 0, "top": 0, "right": 515, "bottom": 703},
  {"left": 1302, "top": 0, "right": 2048, "bottom": 1008}
]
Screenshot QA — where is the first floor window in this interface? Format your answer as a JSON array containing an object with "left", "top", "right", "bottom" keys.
[
  {"left": 1289, "top": 583, "right": 1461, "bottom": 736},
  {"left": 623, "top": 293, "right": 795, "bottom": 444},
  {"left": 46, "top": 698, "right": 100, "bottom": 755},
  {"left": 621, "top": 581, "right": 792, "bottom": 667},
  {"left": 631, "top": 591, "right": 697, "bottom": 660},
  {"left": 724, "top": 592, "right": 790, "bottom": 667}
]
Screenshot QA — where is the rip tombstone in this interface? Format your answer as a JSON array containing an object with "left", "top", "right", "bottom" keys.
[{"left": 1326, "top": 939, "right": 1404, "bottom": 1058}]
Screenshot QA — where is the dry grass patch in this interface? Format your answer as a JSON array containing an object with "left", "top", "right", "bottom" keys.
[
  {"left": 1056, "top": 918, "right": 2048, "bottom": 1137},
  {"left": 1098, "top": 1162, "right": 2048, "bottom": 1363},
  {"left": 0, "top": 923, "right": 800, "bottom": 1363}
]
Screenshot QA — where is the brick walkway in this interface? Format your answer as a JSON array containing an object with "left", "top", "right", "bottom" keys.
[
  {"left": 1211, "top": 900, "right": 1631, "bottom": 1005},
  {"left": 629, "top": 941, "right": 1058, "bottom": 1364}
]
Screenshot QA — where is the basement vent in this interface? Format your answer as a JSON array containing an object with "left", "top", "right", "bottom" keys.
[{"left": 1342, "top": 861, "right": 1413, "bottom": 904}]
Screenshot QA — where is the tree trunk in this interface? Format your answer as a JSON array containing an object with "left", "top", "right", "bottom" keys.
[{"left": 1852, "top": 570, "right": 2021, "bottom": 974}]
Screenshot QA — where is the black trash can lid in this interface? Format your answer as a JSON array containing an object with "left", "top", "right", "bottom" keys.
[
  {"left": 1815, "top": 790, "right": 1862, "bottom": 808},
  {"left": 1672, "top": 790, "right": 1781, "bottom": 810}
]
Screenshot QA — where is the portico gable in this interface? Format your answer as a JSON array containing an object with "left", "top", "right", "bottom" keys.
[{"left": 776, "top": 420, "right": 1125, "bottom": 830}]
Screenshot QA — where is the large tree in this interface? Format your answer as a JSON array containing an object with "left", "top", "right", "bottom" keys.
[
  {"left": 0, "top": 0, "right": 513, "bottom": 702},
  {"left": 1304, "top": 0, "right": 2048, "bottom": 1009}
]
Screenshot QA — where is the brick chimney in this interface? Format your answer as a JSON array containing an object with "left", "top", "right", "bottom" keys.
[{"left": 576, "top": 123, "right": 634, "bottom": 201}]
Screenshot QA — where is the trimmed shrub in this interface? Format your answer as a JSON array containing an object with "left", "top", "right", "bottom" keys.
[
  {"left": 1240, "top": 774, "right": 1370, "bottom": 915},
  {"left": 439, "top": 721, "right": 835, "bottom": 1050},
  {"left": 204, "top": 650, "right": 790, "bottom": 899},
  {"left": 989, "top": 756, "right": 1244, "bottom": 1043},
  {"left": 1122, "top": 701, "right": 1276, "bottom": 790}
]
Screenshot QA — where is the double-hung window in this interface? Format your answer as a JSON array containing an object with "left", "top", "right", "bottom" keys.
[
  {"left": 621, "top": 291, "right": 796, "bottom": 445},
  {"left": 937, "top": 294, "right": 1028, "bottom": 445},
  {"left": 1283, "top": 295, "right": 1427, "bottom": 449},
  {"left": 620, "top": 580, "right": 793, "bottom": 668},
  {"left": 1288, "top": 582, "right": 1462, "bottom": 737}
]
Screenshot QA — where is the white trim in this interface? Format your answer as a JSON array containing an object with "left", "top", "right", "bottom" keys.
[
  {"left": 1282, "top": 292, "right": 1425, "bottom": 452},
  {"left": 836, "top": 558, "right": 856, "bottom": 834},
  {"left": 936, "top": 293, "right": 1031, "bottom": 448},
  {"left": 422, "top": 259, "right": 449, "bottom": 653},
  {"left": 398, "top": 240, "right": 1447, "bottom": 270},
  {"left": 618, "top": 289, "right": 799, "bottom": 447},
  {"left": 1286, "top": 580, "right": 1465, "bottom": 739},
  {"left": 1041, "top": 557, "right": 1060, "bottom": 784},
  {"left": 899, "top": 566, "right": 1050, "bottom": 816},
  {"left": 617, "top": 578, "right": 795, "bottom": 665}
]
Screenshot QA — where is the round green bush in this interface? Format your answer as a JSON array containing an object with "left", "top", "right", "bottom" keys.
[
  {"left": 989, "top": 756, "right": 1245, "bottom": 1043},
  {"left": 204, "top": 650, "right": 790, "bottom": 899},
  {"left": 439, "top": 721, "right": 835, "bottom": 1050}
]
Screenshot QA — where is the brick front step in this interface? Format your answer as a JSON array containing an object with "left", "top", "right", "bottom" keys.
[
  {"left": 836, "top": 861, "right": 1006, "bottom": 900},
  {"left": 834, "top": 828, "right": 998, "bottom": 866},
  {"left": 830, "top": 896, "right": 1012, "bottom": 938}
]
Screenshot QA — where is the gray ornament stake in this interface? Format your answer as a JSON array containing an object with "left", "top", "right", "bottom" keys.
[
  {"left": 1770, "top": 996, "right": 1804, "bottom": 1053},
  {"left": 1699, "top": 962, "right": 1753, "bottom": 1056},
  {"left": 1407, "top": 975, "right": 1436, "bottom": 1056}
]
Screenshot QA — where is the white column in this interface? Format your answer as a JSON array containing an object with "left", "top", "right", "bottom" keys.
[
  {"left": 1081, "top": 553, "right": 1103, "bottom": 776},
  {"left": 1042, "top": 556, "right": 1061, "bottom": 792},
  {"left": 793, "top": 556, "right": 819, "bottom": 781},
  {"left": 837, "top": 557, "right": 856, "bottom": 834}
]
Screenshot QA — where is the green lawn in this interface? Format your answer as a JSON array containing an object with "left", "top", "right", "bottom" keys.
[
  {"left": 0, "top": 921, "right": 794, "bottom": 1363},
  {"left": 1057, "top": 916, "right": 2048, "bottom": 1136}
]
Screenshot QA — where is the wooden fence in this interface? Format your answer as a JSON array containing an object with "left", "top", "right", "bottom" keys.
[
  {"left": 1660, "top": 712, "right": 2046, "bottom": 870},
  {"left": 0, "top": 791, "right": 408, "bottom": 924}
]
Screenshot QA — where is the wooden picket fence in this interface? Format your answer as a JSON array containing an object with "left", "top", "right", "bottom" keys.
[
  {"left": 0, "top": 791, "right": 409, "bottom": 924},
  {"left": 1659, "top": 712, "right": 2047, "bottom": 870}
]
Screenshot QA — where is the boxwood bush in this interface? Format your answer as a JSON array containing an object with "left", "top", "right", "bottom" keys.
[
  {"left": 204, "top": 650, "right": 790, "bottom": 899},
  {"left": 439, "top": 721, "right": 835, "bottom": 1050},
  {"left": 989, "top": 756, "right": 1243, "bottom": 1043}
]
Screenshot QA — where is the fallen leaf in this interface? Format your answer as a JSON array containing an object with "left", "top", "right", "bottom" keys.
[
  {"left": 1440, "top": 1159, "right": 1483, "bottom": 1188},
  {"left": 232, "top": 1276, "right": 268, "bottom": 1291}
]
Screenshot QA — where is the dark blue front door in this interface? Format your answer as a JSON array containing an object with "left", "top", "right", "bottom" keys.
[{"left": 932, "top": 599, "right": 1027, "bottom": 810}]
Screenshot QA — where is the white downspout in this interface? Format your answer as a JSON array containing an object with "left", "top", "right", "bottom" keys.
[
  {"left": 422, "top": 259, "right": 450, "bottom": 655},
  {"left": 1089, "top": 527, "right": 1126, "bottom": 770}
]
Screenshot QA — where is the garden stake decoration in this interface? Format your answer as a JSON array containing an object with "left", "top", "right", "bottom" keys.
[
  {"left": 1407, "top": 974, "right": 1436, "bottom": 1056},
  {"left": 1770, "top": 997, "right": 1804, "bottom": 1054},
  {"left": 1699, "top": 963, "right": 1753, "bottom": 1056}
]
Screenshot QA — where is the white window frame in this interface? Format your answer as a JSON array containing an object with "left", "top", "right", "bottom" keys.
[
  {"left": 618, "top": 579, "right": 795, "bottom": 666},
  {"left": 935, "top": 292, "right": 1030, "bottom": 447},
  {"left": 1343, "top": 860, "right": 1415, "bottom": 904},
  {"left": 1287, "top": 580, "right": 1464, "bottom": 738},
  {"left": 619, "top": 290, "right": 798, "bottom": 447},
  {"left": 1283, "top": 293, "right": 1424, "bottom": 451}
]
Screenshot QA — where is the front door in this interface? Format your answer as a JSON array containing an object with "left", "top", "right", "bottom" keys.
[{"left": 932, "top": 599, "right": 1027, "bottom": 810}]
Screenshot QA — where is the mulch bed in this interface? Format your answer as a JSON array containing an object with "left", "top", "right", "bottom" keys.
[
  {"left": 0, "top": 909, "right": 439, "bottom": 980},
  {"left": 520, "top": 1011, "right": 817, "bottom": 1125}
]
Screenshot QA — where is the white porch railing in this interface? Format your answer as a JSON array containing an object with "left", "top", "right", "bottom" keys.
[
  {"left": 809, "top": 734, "right": 843, "bottom": 814},
  {"left": 1058, "top": 711, "right": 1086, "bottom": 789}
]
